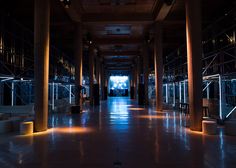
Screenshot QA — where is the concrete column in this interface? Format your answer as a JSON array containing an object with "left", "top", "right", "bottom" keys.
[
  {"left": 74, "top": 22, "right": 83, "bottom": 110},
  {"left": 130, "top": 68, "right": 134, "bottom": 99},
  {"left": 100, "top": 61, "right": 105, "bottom": 100},
  {"left": 133, "top": 66, "right": 137, "bottom": 99},
  {"left": 89, "top": 45, "right": 95, "bottom": 105},
  {"left": 137, "top": 55, "right": 142, "bottom": 103},
  {"left": 132, "top": 67, "right": 137, "bottom": 99},
  {"left": 137, "top": 54, "right": 144, "bottom": 105},
  {"left": 96, "top": 57, "right": 101, "bottom": 101},
  {"left": 154, "top": 22, "right": 163, "bottom": 111},
  {"left": 143, "top": 43, "right": 149, "bottom": 105},
  {"left": 185, "top": 0, "right": 203, "bottom": 131},
  {"left": 136, "top": 56, "right": 141, "bottom": 86},
  {"left": 95, "top": 57, "right": 100, "bottom": 84},
  {"left": 34, "top": 0, "right": 50, "bottom": 132},
  {"left": 104, "top": 68, "right": 108, "bottom": 100}
]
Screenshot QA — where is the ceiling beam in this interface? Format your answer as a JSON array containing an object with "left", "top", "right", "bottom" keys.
[
  {"left": 104, "top": 58, "right": 133, "bottom": 61},
  {"left": 107, "top": 67, "right": 131, "bottom": 70},
  {"left": 82, "top": 13, "right": 153, "bottom": 24},
  {"left": 101, "top": 51, "right": 139, "bottom": 56},
  {"left": 105, "top": 63, "right": 133, "bottom": 66},
  {"left": 153, "top": 0, "right": 175, "bottom": 21},
  {"left": 94, "top": 37, "right": 142, "bottom": 45}
]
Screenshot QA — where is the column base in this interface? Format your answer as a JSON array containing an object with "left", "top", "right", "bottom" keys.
[{"left": 71, "top": 105, "right": 82, "bottom": 114}]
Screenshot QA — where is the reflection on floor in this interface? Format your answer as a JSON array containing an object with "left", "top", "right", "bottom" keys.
[{"left": 0, "top": 97, "right": 236, "bottom": 168}]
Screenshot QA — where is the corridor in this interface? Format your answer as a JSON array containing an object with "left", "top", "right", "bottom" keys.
[{"left": 0, "top": 97, "right": 236, "bottom": 168}]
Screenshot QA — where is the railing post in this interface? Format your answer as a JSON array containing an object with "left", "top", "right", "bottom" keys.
[
  {"left": 165, "top": 83, "right": 168, "bottom": 103},
  {"left": 69, "top": 84, "right": 72, "bottom": 104},
  {"left": 173, "top": 82, "right": 176, "bottom": 107},
  {"left": 11, "top": 81, "right": 14, "bottom": 106},
  {"left": 207, "top": 81, "right": 210, "bottom": 99},
  {"left": 179, "top": 82, "right": 182, "bottom": 103},
  {"left": 52, "top": 82, "right": 55, "bottom": 111},
  {"left": 183, "top": 80, "right": 186, "bottom": 103},
  {"left": 56, "top": 83, "right": 58, "bottom": 100}
]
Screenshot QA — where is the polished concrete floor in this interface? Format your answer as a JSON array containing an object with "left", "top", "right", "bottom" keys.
[{"left": 0, "top": 97, "right": 236, "bottom": 168}]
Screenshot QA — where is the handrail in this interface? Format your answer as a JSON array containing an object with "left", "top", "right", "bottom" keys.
[{"left": 225, "top": 106, "right": 236, "bottom": 119}]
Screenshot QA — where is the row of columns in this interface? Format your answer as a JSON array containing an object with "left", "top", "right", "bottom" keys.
[
  {"left": 74, "top": 22, "right": 83, "bottom": 111},
  {"left": 131, "top": 23, "right": 162, "bottom": 108},
  {"left": 89, "top": 45, "right": 95, "bottom": 106},
  {"left": 34, "top": 0, "right": 107, "bottom": 131},
  {"left": 132, "top": 0, "right": 202, "bottom": 131},
  {"left": 34, "top": 0, "right": 202, "bottom": 132}
]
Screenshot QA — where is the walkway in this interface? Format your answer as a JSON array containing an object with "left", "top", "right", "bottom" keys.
[{"left": 0, "top": 97, "right": 236, "bottom": 168}]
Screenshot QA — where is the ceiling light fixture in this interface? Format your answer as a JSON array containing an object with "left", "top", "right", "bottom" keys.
[{"left": 60, "top": 0, "right": 71, "bottom": 9}]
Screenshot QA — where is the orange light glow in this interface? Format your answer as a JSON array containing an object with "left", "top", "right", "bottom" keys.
[
  {"left": 153, "top": 110, "right": 168, "bottom": 114},
  {"left": 136, "top": 115, "right": 165, "bottom": 119},
  {"left": 128, "top": 108, "right": 145, "bottom": 111},
  {"left": 185, "top": 128, "right": 203, "bottom": 135},
  {"left": 17, "top": 127, "right": 93, "bottom": 137},
  {"left": 136, "top": 115, "right": 181, "bottom": 119},
  {"left": 51, "top": 127, "right": 93, "bottom": 134}
]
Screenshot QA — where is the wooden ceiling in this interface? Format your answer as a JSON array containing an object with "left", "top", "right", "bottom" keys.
[
  {"left": 78, "top": 0, "right": 174, "bottom": 74},
  {"left": 1, "top": 0, "right": 236, "bottom": 75}
]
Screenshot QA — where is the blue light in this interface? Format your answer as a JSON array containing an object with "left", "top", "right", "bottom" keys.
[{"left": 110, "top": 76, "right": 128, "bottom": 90}]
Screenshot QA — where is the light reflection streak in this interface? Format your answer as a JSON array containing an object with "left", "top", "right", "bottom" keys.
[
  {"left": 99, "top": 105, "right": 102, "bottom": 130},
  {"left": 219, "top": 129, "right": 225, "bottom": 167},
  {"left": 109, "top": 98, "right": 130, "bottom": 129},
  {"left": 165, "top": 113, "right": 169, "bottom": 130},
  {"left": 137, "top": 111, "right": 205, "bottom": 151},
  {"left": 17, "top": 127, "right": 93, "bottom": 137},
  {"left": 173, "top": 112, "right": 177, "bottom": 134},
  {"left": 128, "top": 108, "right": 145, "bottom": 111},
  {"left": 136, "top": 115, "right": 181, "bottom": 119}
]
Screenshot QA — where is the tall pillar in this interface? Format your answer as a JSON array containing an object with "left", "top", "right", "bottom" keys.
[
  {"left": 74, "top": 22, "right": 83, "bottom": 111},
  {"left": 11, "top": 82, "right": 14, "bottom": 106},
  {"left": 154, "top": 22, "right": 163, "bottom": 111},
  {"left": 34, "top": 0, "right": 50, "bottom": 132},
  {"left": 89, "top": 45, "right": 95, "bottom": 105},
  {"left": 137, "top": 54, "right": 144, "bottom": 105},
  {"left": 95, "top": 57, "right": 100, "bottom": 84},
  {"left": 143, "top": 43, "right": 149, "bottom": 105},
  {"left": 100, "top": 60, "right": 105, "bottom": 100},
  {"left": 130, "top": 68, "right": 134, "bottom": 99},
  {"left": 133, "top": 66, "right": 137, "bottom": 99},
  {"left": 104, "top": 68, "right": 108, "bottom": 100},
  {"left": 185, "top": 0, "right": 202, "bottom": 131},
  {"left": 136, "top": 56, "right": 141, "bottom": 86},
  {"left": 137, "top": 56, "right": 143, "bottom": 105}
]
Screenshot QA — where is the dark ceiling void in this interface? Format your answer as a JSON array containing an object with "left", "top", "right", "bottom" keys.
[{"left": 1, "top": 0, "right": 235, "bottom": 76}]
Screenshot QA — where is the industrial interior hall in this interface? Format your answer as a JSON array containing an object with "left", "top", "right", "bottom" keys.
[{"left": 0, "top": 0, "right": 236, "bottom": 167}]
